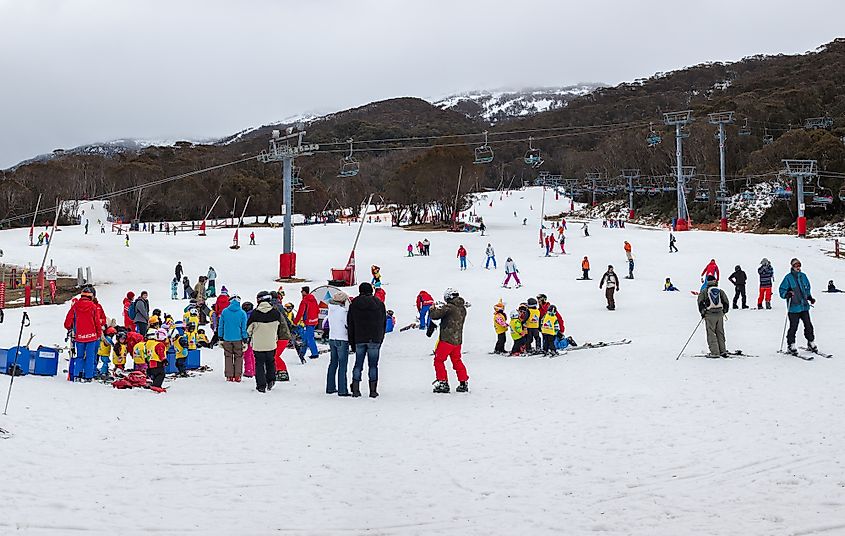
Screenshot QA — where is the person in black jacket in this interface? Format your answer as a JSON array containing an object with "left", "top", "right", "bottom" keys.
[
  {"left": 728, "top": 265, "right": 748, "bottom": 309},
  {"left": 347, "top": 282, "right": 386, "bottom": 398}
]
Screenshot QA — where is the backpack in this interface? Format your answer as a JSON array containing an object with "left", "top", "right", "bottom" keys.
[
  {"left": 707, "top": 288, "right": 722, "bottom": 310},
  {"left": 127, "top": 300, "right": 137, "bottom": 320}
]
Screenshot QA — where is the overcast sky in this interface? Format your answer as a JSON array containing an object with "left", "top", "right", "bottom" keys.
[{"left": 1, "top": 0, "right": 843, "bottom": 168}]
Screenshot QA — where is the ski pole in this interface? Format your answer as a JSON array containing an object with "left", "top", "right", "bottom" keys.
[
  {"left": 779, "top": 295, "right": 791, "bottom": 353},
  {"left": 3, "top": 311, "right": 30, "bottom": 415},
  {"left": 675, "top": 316, "right": 704, "bottom": 361}
]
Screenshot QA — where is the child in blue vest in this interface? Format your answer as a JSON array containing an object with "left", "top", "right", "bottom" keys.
[{"left": 385, "top": 310, "right": 395, "bottom": 333}]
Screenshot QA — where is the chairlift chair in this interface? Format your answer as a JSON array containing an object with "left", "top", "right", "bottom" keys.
[
  {"left": 473, "top": 131, "right": 494, "bottom": 165},
  {"left": 523, "top": 137, "right": 543, "bottom": 167},
  {"left": 763, "top": 128, "right": 773, "bottom": 145},
  {"left": 646, "top": 122, "right": 662, "bottom": 147},
  {"left": 773, "top": 185, "right": 792, "bottom": 200},
  {"left": 741, "top": 191, "right": 757, "bottom": 202},
  {"left": 694, "top": 190, "right": 710, "bottom": 203},
  {"left": 739, "top": 118, "right": 751, "bottom": 137},
  {"left": 338, "top": 138, "right": 360, "bottom": 178},
  {"left": 715, "top": 189, "right": 730, "bottom": 203}
]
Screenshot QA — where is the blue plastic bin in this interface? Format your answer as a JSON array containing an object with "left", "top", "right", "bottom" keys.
[
  {"left": 33, "top": 346, "right": 60, "bottom": 376},
  {"left": 186, "top": 349, "right": 201, "bottom": 369},
  {"left": 0, "top": 347, "right": 31, "bottom": 375}
]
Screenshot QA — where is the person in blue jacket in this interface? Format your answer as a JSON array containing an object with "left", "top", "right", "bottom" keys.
[
  {"left": 778, "top": 258, "right": 817, "bottom": 355},
  {"left": 217, "top": 295, "right": 248, "bottom": 381}
]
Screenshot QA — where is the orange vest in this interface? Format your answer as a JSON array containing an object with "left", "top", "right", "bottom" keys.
[{"left": 582, "top": 259, "right": 590, "bottom": 270}]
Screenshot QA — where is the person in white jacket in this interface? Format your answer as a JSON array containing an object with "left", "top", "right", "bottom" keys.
[
  {"left": 326, "top": 291, "right": 351, "bottom": 396},
  {"left": 503, "top": 257, "right": 522, "bottom": 288},
  {"left": 485, "top": 244, "right": 497, "bottom": 270}
]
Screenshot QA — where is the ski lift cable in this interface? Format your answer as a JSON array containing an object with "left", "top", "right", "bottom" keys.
[{"left": 0, "top": 154, "right": 258, "bottom": 227}]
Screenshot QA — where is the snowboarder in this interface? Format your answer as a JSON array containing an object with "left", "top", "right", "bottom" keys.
[
  {"left": 599, "top": 265, "right": 620, "bottom": 310},
  {"left": 485, "top": 244, "right": 497, "bottom": 269},
  {"left": 325, "top": 291, "right": 350, "bottom": 396},
  {"left": 582, "top": 222, "right": 589, "bottom": 236},
  {"left": 826, "top": 280, "right": 843, "bottom": 293},
  {"left": 580, "top": 257, "right": 591, "bottom": 280},
  {"left": 664, "top": 278, "right": 680, "bottom": 291},
  {"left": 757, "top": 258, "right": 774, "bottom": 309},
  {"left": 430, "top": 288, "right": 470, "bottom": 393},
  {"left": 701, "top": 259, "right": 720, "bottom": 282},
  {"left": 626, "top": 258, "right": 635, "bottom": 280},
  {"left": 502, "top": 257, "right": 521, "bottom": 288},
  {"left": 697, "top": 275, "right": 729, "bottom": 357},
  {"left": 778, "top": 258, "right": 817, "bottom": 355},
  {"left": 347, "top": 282, "right": 386, "bottom": 398},
  {"left": 669, "top": 233, "right": 678, "bottom": 253},
  {"left": 624, "top": 241, "right": 632, "bottom": 261},
  {"left": 728, "top": 265, "right": 748, "bottom": 309},
  {"left": 246, "top": 291, "right": 283, "bottom": 393},
  {"left": 457, "top": 245, "right": 467, "bottom": 270},
  {"left": 416, "top": 290, "right": 434, "bottom": 330},
  {"left": 492, "top": 301, "right": 508, "bottom": 354}
]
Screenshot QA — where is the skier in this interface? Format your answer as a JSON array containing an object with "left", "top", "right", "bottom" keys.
[
  {"left": 728, "top": 265, "right": 748, "bottom": 309},
  {"left": 582, "top": 222, "right": 589, "bottom": 236},
  {"left": 170, "top": 277, "right": 178, "bottom": 300},
  {"left": 207, "top": 267, "right": 217, "bottom": 297},
  {"left": 509, "top": 310, "right": 526, "bottom": 355},
  {"left": 325, "top": 291, "right": 350, "bottom": 396},
  {"left": 502, "top": 257, "right": 521, "bottom": 288},
  {"left": 548, "top": 234, "right": 557, "bottom": 256},
  {"left": 624, "top": 241, "right": 632, "bottom": 261},
  {"left": 525, "top": 297, "right": 541, "bottom": 352},
  {"left": 626, "top": 258, "right": 635, "bottom": 280},
  {"left": 422, "top": 238, "right": 430, "bottom": 255},
  {"left": 664, "top": 278, "right": 680, "bottom": 291},
  {"left": 540, "top": 304, "right": 562, "bottom": 356},
  {"left": 293, "top": 286, "right": 320, "bottom": 360},
  {"left": 559, "top": 233, "right": 566, "bottom": 254},
  {"left": 696, "top": 275, "right": 729, "bottom": 357},
  {"left": 175, "top": 261, "right": 183, "bottom": 281},
  {"left": 96, "top": 327, "right": 116, "bottom": 377},
  {"left": 778, "top": 258, "right": 817, "bottom": 355},
  {"left": 537, "top": 294, "right": 564, "bottom": 331},
  {"left": 757, "top": 258, "right": 774, "bottom": 309},
  {"left": 146, "top": 328, "right": 169, "bottom": 391},
  {"left": 84, "top": 220, "right": 89, "bottom": 234},
  {"left": 416, "top": 290, "right": 435, "bottom": 330},
  {"left": 580, "top": 256, "right": 591, "bottom": 280},
  {"left": 249, "top": 231, "right": 256, "bottom": 245},
  {"left": 701, "top": 259, "right": 720, "bottom": 282},
  {"left": 544, "top": 235, "right": 551, "bottom": 257},
  {"left": 269, "top": 291, "right": 292, "bottom": 381},
  {"left": 246, "top": 291, "right": 283, "bottom": 393},
  {"left": 669, "top": 233, "right": 678, "bottom": 253},
  {"left": 407, "top": 244, "right": 414, "bottom": 257},
  {"left": 371, "top": 265, "right": 382, "bottom": 288},
  {"left": 457, "top": 245, "right": 467, "bottom": 270},
  {"left": 218, "top": 293, "right": 248, "bottom": 381},
  {"left": 124, "top": 234, "right": 129, "bottom": 247},
  {"left": 492, "top": 301, "right": 508, "bottom": 354},
  {"left": 430, "top": 288, "right": 470, "bottom": 393},
  {"left": 599, "top": 265, "right": 620, "bottom": 310},
  {"left": 485, "top": 243, "right": 497, "bottom": 269}
]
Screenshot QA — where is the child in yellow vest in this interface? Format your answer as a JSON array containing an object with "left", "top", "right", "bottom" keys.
[
  {"left": 492, "top": 301, "right": 508, "bottom": 354},
  {"left": 540, "top": 305, "right": 561, "bottom": 356},
  {"left": 112, "top": 331, "right": 128, "bottom": 371},
  {"left": 509, "top": 311, "right": 526, "bottom": 356},
  {"left": 525, "top": 298, "right": 541, "bottom": 352},
  {"left": 171, "top": 331, "right": 189, "bottom": 376},
  {"left": 96, "top": 327, "right": 117, "bottom": 376},
  {"left": 146, "top": 329, "right": 168, "bottom": 390}
]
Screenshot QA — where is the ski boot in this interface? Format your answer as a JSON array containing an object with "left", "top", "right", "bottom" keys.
[
  {"left": 566, "top": 336, "right": 578, "bottom": 347},
  {"left": 267, "top": 380, "right": 275, "bottom": 391},
  {"left": 765, "top": 301, "right": 772, "bottom": 310},
  {"left": 432, "top": 380, "right": 450, "bottom": 393},
  {"left": 808, "top": 341, "right": 818, "bottom": 352},
  {"left": 276, "top": 370, "right": 290, "bottom": 382},
  {"left": 455, "top": 381, "right": 469, "bottom": 393},
  {"left": 787, "top": 343, "right": 798, "bottom": 356}
]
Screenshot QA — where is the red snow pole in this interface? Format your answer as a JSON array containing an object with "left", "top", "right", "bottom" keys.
[
  {"left": 331, "top": 194, "right": 372, "bottom": 286},
  {"left": 229, "top": 196, "right": 250, "bottom": 250}
]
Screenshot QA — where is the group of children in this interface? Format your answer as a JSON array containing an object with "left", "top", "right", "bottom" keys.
[{"left": 493, "top": 293, "right": 576, "bottom": 357}]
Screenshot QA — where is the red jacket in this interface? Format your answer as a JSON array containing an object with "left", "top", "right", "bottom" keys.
[
  {"left": 214, "top": 294, "right": 230, "bottom": 316},
  {"left": 94, "top": 300, "right": 107, "bottom": 329},
  {"left": 701, "top": 261, "right": 720, "bottom": 281},
  {"left": 294, "top": 293, "right": 320, "bottom": 327},
  {"left": 125, "top": 331, "right": 144, "bottom": 354},
  {"left": 416, "top": 291, "right": 434, "bottom": 310},
  {"left": 457, "top": 246, "right": 467, "bottom": 258},
  {"left": 64, "top": 297, "right": 103, "bottom": 343},
  {"left": 123, "top": 292, "right": 136, "bottom": 330},
  {"left": 539, "top": 302, "right": 565, "bottom": 332}
]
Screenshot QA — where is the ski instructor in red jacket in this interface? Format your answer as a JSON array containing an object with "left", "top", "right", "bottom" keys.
[
  {"left": 64, "top": 285, "right": 103, "bottom": 381},
  {"left": 293, "top": 286, "right": 320, "bottom": 359}
]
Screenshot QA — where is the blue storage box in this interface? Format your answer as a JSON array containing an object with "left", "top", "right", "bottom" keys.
[
  {"left": 186, "top": 349, "right": 201, "bottom": 369},
  {"left": 33, "top": 346, "right": 59, "bottom": 376},
  {"left": 165, "top": 349, "right": 177, "bottom": 374},
  {"left": 0, "top": 347, "right": 31, "bottom": 375}
]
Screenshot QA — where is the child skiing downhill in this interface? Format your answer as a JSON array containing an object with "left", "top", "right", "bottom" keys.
[
  {"left": 509, "top": 310, "right": 526, "bottom": 355},
  {"left": 503, "top": 257, "right": 521, "bottom": 288},
  {"left": 492, "top": 301, "right": 508, "bottom": 354},
  {"left": 757, "top": 258, "right": 774, "bottom": 309},
  {"left": 696, "top": 276, "right": 729, "bottom": 357},
  {"left": 430, "top": 288, "right": 470, "bottom": 393},
  {"left": 778, "top": 258, "right": 818, "bottom": 356},
  {"left": 540, "top": 305, "right": 561, "bottom": 356}
]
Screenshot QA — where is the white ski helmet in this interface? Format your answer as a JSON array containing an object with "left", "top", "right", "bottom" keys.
[
  {"left": 510, "top": 310, "right": 520, "bottom": 319},
  {"left": 155, "top": 328, "right": 168, "bottom": 342},
  {"left": 443, "top": 287, "right": 459, "bottom": 301}
]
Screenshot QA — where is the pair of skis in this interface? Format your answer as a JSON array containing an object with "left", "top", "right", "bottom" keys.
[
  {"left": 777, "top": 347, "right": 833, "bottom": 361},
  {"left": 549, "top": 339, "right": 631, "bottom": 358}
]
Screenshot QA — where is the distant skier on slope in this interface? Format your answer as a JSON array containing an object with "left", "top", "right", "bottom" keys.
[
  {"left": 502, "top": 257, "right": 522, "bottom": 288},
  {"left": 485, "top": 244, "right": 497, "bottom": 269},
  {"left": 599, "top": 265, "right": 620, "bottom": 310}
]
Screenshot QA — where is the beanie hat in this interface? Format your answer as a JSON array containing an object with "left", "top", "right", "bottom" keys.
[
  {"left": 358, "top": 282, "right": 373, "bottom": 295},
  {"left": 332, "top": 291, "right": 349, "bottom": 304},
  {"left": 221, "top": 286, "right": 228, "bottom": 295}
]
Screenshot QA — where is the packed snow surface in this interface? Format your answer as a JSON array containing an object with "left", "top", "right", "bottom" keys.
[{"left": 1, "top": 188, "right": 844, "bottom": 535}]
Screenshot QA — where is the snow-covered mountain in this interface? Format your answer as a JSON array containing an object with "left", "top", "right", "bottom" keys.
[{"left": 433, "top": 84, "right": 603, "bottom": 123}]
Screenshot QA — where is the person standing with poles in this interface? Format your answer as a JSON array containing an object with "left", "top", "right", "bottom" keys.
[
  {"left": 457, "top": 245, "right": 468, "bottom": 271},
  {"left": 778, "top": 258, "right": 819, "bottom": 356},
  {"left": 696, "top": 275, "right": 729, "bottom": 357},
  {"left": 485, "top": 243, "right": 497, "bottom": 270},
  {"left": 728, "top": 265, "right": 748, "bottom": 309},
  {"left": 599, "top": 265, "right": 620, "bottom": 310}
]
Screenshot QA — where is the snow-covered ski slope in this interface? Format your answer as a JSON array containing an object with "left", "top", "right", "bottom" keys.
[{"left": 1, "top": 189, "right": 844, "bottom": 535}]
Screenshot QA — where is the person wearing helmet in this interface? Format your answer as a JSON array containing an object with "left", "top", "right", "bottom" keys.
[
  {"left": 246, "top": 291, "right": 285, "bottom": 392},
  {"left": 492, "top": 301, "right": 508, "bottom": 354},
  {"left": 503, "top": 257, "right": 521, "bottom": 288},
  {"left": 170, "top": 329, "right": 189, "bottom": 377},
  {"left": 429, "top": 287, "right": 469, "bottom": 393},
  {"left": 525, "top": 297, "right": 541, "bottom": 353},
  {"left": 132, "top": 328, "right": 157, "bottom": 373},
  {"left": 96, "top": 326, "right": 117, "bottom": 377},
  {"left": 145, "top": 329, "right": 169, "bottom": 390},
  {"left": 112, "top": 330, "right": 129, "bottom": 372},
  {"left": 509, "top": 310, "right": 526, "bottom": 355},
  {"left": 63, "top": 285, "right": 104, "bottom": 381},
  {"left": 540, "top": 304, "right": 562, "bottom": 356}
]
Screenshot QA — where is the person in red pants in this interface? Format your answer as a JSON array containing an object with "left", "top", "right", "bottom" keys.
[
  {"left": 270, "top": 291, "right": 292, "bottom": 381},
  {"left": 429, "top": 287, "right": 469, "bottom": 393}
]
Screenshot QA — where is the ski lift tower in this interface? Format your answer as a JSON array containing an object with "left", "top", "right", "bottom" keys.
[
  {"left": 708, "top": 111, "right": 735, "bottom": 231},
  {"left": 782, "top": 159, "right": 817, "bottom": 237},
  {"left": 585, "top": 172, "right": 605, "bottom": 207},
  {"left": 664, "top": 110, "right": 694, "bottom": 230},
  {"left": 257, "top": 126, "right": 319, "bottom": 279},
  {"left": 671, "top": 165, "right": 696, "bottom": 228},
  {"left": 622, "top": 169, "right": 640, "bottom": 219}
]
